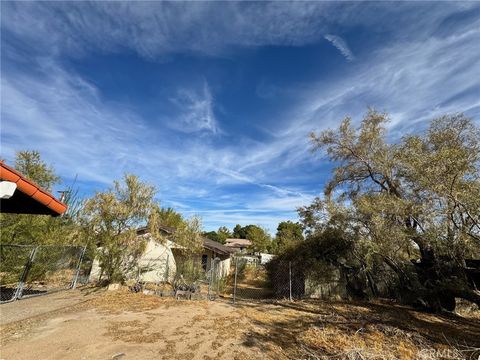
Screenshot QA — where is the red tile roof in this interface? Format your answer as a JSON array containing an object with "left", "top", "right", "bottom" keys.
[{"left": 0, "top": 161, "right": 67, "bottom": 216}]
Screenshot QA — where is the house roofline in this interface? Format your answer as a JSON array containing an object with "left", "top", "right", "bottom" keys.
[{"left": 0, "top": 161, "right": 67, "bottom": 216}]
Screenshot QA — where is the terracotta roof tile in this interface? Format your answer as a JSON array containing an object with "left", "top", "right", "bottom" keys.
[{"left": 0, "top": 161, "right": 67, "bottom": 216}]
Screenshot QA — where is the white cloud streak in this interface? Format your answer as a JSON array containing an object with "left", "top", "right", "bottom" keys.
[
  {"left": 3, "top": 2, "right": 475, "bottom": 60},
  {"left": 324, "top": 34, "right": 355, "bottom": 61},
  {"left": 2, "top": 2, "right": 479, "bottom": 232},
  {"left": 169, "top": 81, "right": 220, "bottom": 134}
]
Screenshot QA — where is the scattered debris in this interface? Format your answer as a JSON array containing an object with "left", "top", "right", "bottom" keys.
[
  {"left": 107, "top": 283, "right": 121, "bottom": 291},
  {"left": 111, "top": 353, "right": 126, "bottom": 359}
]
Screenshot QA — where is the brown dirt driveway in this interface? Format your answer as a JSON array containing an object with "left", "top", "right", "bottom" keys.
[{"left": 1, "top": 288, "right": 479, "bottom": 360}]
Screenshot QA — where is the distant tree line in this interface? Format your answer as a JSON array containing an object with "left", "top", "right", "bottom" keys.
[{"left": 202, "top": 221, "right": 304, "bottom": 254}]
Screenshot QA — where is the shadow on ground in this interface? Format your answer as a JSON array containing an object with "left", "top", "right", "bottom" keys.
[{"left": 235, "top": 299, "right": 480, "bottom": 359}]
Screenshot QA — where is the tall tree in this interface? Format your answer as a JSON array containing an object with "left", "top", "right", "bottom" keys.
[
  {"left": 203, "top": 231, "right": 222, "bottom": 243},
  {"left": 246, "top": 225, "right": 272, "bottom": 253},
  {"left": 232, "top": 224, "right": 245, "bottom": 238},
  {"left": 14, "top": 150, "right": 59, "bottom": 191},
  {"left": 303, "top": 110, "right": 480, "bottom": 309},
  {"left": 275, "top": 221, "right": 304, "bottom": 253},
  {"left": 81, "top": 174, "right": 161, "bottom": 283},
  {"left": 203, "top": 226, "right": 232, "bottom": 244},
  {"left": 217, "top": 226, "right": 231, "bottom": 243},
  {"left": 172, "top": 216, "right": 204, "bottom": 256},
  {"left": 150, "top": 206, "right": 184, "bottom": 228}
]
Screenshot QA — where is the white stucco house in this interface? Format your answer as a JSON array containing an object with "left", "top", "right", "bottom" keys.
[{"left": 89, "top": 225, "right": 234, "bottom": 284}]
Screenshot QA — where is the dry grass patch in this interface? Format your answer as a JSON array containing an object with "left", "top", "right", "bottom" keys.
[
  {"left": 82, "top": 288, "right": 166, "bottom": 313},
  {"left": 456, "top": 300, "right": 480, "bottom": 320},
  {"left": 105, "top": 319, "right": 164, "bottom": 343},
  {"left": 81, "top": 288, "right": 211, "bottom": 314},
  {"left": 300, "top": 325, "right": 419, "bottom": 359},
  {"left": 238, "top": 299, "right": 480, "bottom": 359}
]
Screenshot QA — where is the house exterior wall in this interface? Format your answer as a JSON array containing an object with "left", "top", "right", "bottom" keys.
[
  {"left": 88, "top": 257, "right": 102, "bottom": 282},
  {"left": 88, "top": 234, "right": 233, "bottom": 284},
  {"left": 137, "top": 239, "right": 177, "bottom": 283},
  {"left": 88, "top": 238, "right": 177, "bottom": 283},
  {"left": 259, "top": 253, "right": 274, "bottom": 265},
  {"left": 202, "top": 249, "right": 231, "bottom": 277},
  {"left": 217, "top": 256, "right": 231, "bottom": 277}
]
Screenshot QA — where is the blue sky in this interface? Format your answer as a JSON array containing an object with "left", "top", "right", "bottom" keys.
[{"left": 1, "top": 2, "right": 479, "bottom": 233}]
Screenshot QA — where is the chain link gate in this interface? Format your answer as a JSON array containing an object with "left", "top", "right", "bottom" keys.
[
  {"left": 232, "top": 255, "right": 271, "bottom": 302},
  {"left": 230, "top": 255, "right": 306, "bottom": 303},
  {"left": 0, "top": 244, "right": 86, "bottom": 303},
  {"left": 207, "top": 257, "right": 221, "bottom": 300},
  {"left": 0, "top": 245, "right": 35, "bottom": 302}
]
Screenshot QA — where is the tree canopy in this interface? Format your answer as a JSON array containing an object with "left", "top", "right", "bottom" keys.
[
  {"left": 232, "top": 224, "right": 247, "bottom": 239},
  {"left": 245, "top": 225, "right": 272, "bottom": 253},
  {"left": 150, "top": 206, "right": 184, "bottom": 229},
  {"left": 274, "top": 221, "right": 304, "bottom": 253},
  {"left": 202, "top": 226, "right": 231, "bottom": 244},
  {"left": 14, "top": 150, "right": 60, "bottom": 191},
  {"left": 298, "top": 110, "right": 480, "bottom": 310},
  {"left": 80, "top": 174, "right": 161, "bottom": 283}
]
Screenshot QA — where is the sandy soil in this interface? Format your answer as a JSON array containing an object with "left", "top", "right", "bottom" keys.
[
  {"left": 0, "top": 290, "right": 256, "bottom": 360},
  {"left": 1, "top": 289, "right": 479, "bottom": 360},
  {"left": 0, "top": 290, "right": 96, "bottom": 326}
]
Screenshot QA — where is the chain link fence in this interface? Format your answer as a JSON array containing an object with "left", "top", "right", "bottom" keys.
[
  {"left": 132, "top": 255, "right": 226, "bottom": 301},
  {"left": 0, "top": 244, "right": 87, "bottom": 303},
  {"left": 229, "top": 255, "right": 306, "bottom": 303},
  {"left": 0, "top": 246, "right": 336, "bottom": 304},
  {"left": 206, "top": 257, "right": 222, "bottom": 300}
]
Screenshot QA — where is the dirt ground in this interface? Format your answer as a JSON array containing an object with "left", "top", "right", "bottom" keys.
[{"left": 1, "top": 288, "right": 479, "bottom": 360}]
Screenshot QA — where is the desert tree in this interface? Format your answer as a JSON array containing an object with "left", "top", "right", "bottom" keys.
[
  {"left": 80, "top": 174, "right": 161, "bottom": 283},
  {"left": 302, "top": 109, "right": 480, "bottom": 309}
]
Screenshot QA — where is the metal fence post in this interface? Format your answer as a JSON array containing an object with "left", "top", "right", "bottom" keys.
[
  {"left": 289, "top": 261, "right": 292, "bottom": 302},
  {"left": 165, "top": 254, "right": 169, "bottom": 283},
  {"left": 71, "top": 245, "right": 87, "bottom": 289},
  {"left": 14, "top": 246, "right": 38, "bottom": 300},
  {"left": 207, "top": 268, "right": 212, "bottom": 300},
  {"left": 216, "top": 259, "right": 221, "bottom": 296},
  {"left": 233, "top": 257, "right": 238, "bottom": 304}
]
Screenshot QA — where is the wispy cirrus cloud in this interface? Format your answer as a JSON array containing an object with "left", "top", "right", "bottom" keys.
[
  {"left": 2, "top": 2, "right": 479, "bottom": 233},
  {"left": 324, "top": 34, "right": 355, "bottom": 61},
  {"left": 3, "top": 2, "right": 475, "bottom": 60},
  {"left": 0, "top": 58, "right": 313, "bottom": 225},
  {"left": 169, "top": 81, "right": 220, "bottom": 134},
  {"left": 0, "top": 2, "right": 330, "bottom": 59}
]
